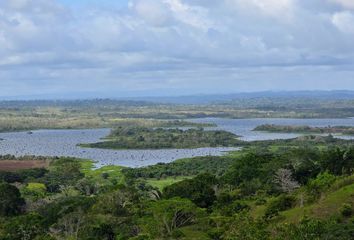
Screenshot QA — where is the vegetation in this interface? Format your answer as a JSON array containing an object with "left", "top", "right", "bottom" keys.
[
  {"left": 0, "top": 138, "right": 353, "bottom": 239},
  {"left": 254, "top": 124, "right": 354, "bottom": 135},
  {"left": 123, "top": 154, "right": 241, "bottom": 179},
  {"left": 1, "top": 98, "right": 354, "bottom": 239},
  {"left": 2, "top": 97, "right": 354, "bottom": 132},
  {"left": 81, "top": 127, "right": 241, "bottom": 149}
]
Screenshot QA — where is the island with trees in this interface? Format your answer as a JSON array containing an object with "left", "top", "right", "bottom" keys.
[
  {"left": 80, "top": 127, "right": 242, "bottom": 149},
  {"left": 254, "top": 124, "right": 354, "bottom": 135}
]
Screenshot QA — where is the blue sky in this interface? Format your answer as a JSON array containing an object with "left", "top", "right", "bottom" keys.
[{"left": 0, "top": 0, "right": 354, "bottom": 98}]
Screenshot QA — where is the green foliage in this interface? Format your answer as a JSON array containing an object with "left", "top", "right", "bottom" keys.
[
  {"left": 210, "top": 214, "right": 270, "bottom": 240},
  {"left": 123, "top": 155, "right": 238, "bottom": 180},
  {"left": 38, "top": 196, "right": 96, "bottom": 228},
  {"left": 214, "top": 200, "right": 251, "bottom": 216},
  {"left": 0, "top": 183, "right": 25, "bottom": 217},
  {"left": 21, "top": 182, "right": 47, "bottom": 200},
  {"left": 92, "top": 186, "right": 140, "bottom": 216},
  {"left": 1, "top": 213, "right": 45, "bottom": 240},
  {"left": 275, "top": 217, "right": 354, "bottom": 240},
  {"left": 306, "top": 172, "right": 336, "bottom": 201},
  {"left": 140, "top": 198, "right": 203, "bottom": 238},
  {"left": 163, "top": 173, "right": 217, "bottom": 208},
  {"left": 80, "top": 162, "right": 125, "bottom": 186},
  {"left": 146, "top": 176, "right": 191, "bottom": 191},
  {"left": 222, "top": 152, "right": 281, "bottom": 195},
  {"left": 264, "top": 195, "right": 296, "bottom": 219},
  {"left": 42, "top": 158, "right": 84, "bottom": 192},
  {"left": 0, "top": 168, "right": 48, "bottom": 184},
  {"left": 340, "top": 203, "right": 353, "bottom": 217}
]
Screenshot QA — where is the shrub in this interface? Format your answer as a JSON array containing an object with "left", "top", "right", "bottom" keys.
[
  {"left": 340, "top": 203, "right": 352, "bottom": 217},
  {"left": 101, "top": 172, "right": 109, "bottom": 179},
  {"left": 264, "top": 195, "right": 296, "bottom": 219},
  {"left": 255, "top": 198, "right": 267, "bottom": 206},
  {"left": 22, "top": 183, "right": 47, "bottom": 200},
  {"left": 306, "top": 172, "right": 336, "bottom": 202},
  {"left": 163, "top": 173, "right": 217, "bottom": 208}
]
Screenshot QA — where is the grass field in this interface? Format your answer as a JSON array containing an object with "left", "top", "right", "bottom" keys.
[
  {"left": 79, "top": 160, "right": 126, "bottom": 185},
  {"left": 146, "top": 176, "right": 193, "bottom": 191}
]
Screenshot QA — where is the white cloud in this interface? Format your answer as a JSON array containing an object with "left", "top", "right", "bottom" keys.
[
  {"left": 226, "top": 0, "right": 295, "bottom": 19},
  {"left": 164, "top": 0, "right": 214, "bottom": 31},
  {"left": 1, "top": 0, "right": 354, "bottom": 96},
  {"left": 332, "top": 11, "right": 354, "bottom": 34},
  {"left": 130, "top": 0, "right": 172, "bottom": 27},
  {"left": 330, "top": 0, "right": 354, "bottom": 9}
]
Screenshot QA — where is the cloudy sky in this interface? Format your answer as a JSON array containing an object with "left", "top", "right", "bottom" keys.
[{"left": 0, "top": 0, "right": 354, "bottom": 98}]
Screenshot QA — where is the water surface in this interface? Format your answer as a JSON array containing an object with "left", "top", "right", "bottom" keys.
[
  {"left": 0, "top": 129, "right": 236, "bottom": 168},
  {"left": 190, "top": 118, "right": 354, "bottom": 141},
  {"left": 1, "top": 118, "right": 353, "bottom": 167}
]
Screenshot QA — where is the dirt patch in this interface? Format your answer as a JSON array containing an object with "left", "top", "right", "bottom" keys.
[{"left": 0, "top": 160, "right": 49, "bottom": 171}]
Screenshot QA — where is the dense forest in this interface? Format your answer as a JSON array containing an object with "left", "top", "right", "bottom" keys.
[{"left": 0, "top": 138, "right": 353, "bottom": 239}]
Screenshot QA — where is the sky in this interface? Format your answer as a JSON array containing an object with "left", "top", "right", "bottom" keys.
[{"left": 0, "top": 0, "right": 354, "bottom": 98}]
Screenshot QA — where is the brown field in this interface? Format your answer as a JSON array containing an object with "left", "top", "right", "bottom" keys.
[{"left": 0, "top": 160, "right": 49, "bottom": 171}]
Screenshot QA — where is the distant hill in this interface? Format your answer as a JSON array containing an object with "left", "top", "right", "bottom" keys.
[
  {"left": 1, "top": 90, "right": 354, "bottom": 105},
  {"left": 127, "top": 90, "right": 354, "bottom": 104}
]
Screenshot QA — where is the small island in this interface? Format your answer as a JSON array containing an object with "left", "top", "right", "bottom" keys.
[
  {"left": 80, "top": 127, "right": 241, "bottom": 149},
  {"left": 253, "top": 124, "right": 354, "bottom": 135}
]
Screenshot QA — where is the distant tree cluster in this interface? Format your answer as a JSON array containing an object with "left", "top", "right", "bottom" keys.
[{"left": 82, "top": 127, "right": 241, "bottom": 149}]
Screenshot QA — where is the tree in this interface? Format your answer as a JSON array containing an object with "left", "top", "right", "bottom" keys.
[
  {"left": 92, "top": 186, "right": 139, "bottom": 216},
  {"left": 142, "top": 198, "right": 202, "bottom": 238},
  {"left": 50, "top": 211, "right": 86, "bottom": 240},
  {"left": 42, "top": 158, "right": 84, "bottom": 192},
  {"left": 274, "top": 168, "right": 300, "bottom": 193},
  {"left": 163, "top": 173, "right": 217, "bottom": 208},
  {"left": 0, "top": 183, "right": 25, "bottom": 217},
  {"left": 2, "top": 213, "right": 45, "bottom": 240},
  {"left": 222, "top": 153, "right": 273, "bottom": 186}
]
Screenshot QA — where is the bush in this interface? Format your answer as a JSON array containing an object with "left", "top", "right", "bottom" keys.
[
  {"left": 306, "top": 172, "right": 336, "bottom": 202},
  {"left": 163, "top": 173, "right": 217, "bottom": 208},
  {"left": 340, "top": 203, "right": 352, "bottom": 217},
  {"left": 255, "top": 198, "right": 267, "bottom": 206},
  {"left": 264, "top": 195, "right": 296, "bottom": 219},
  {"left": 101, "top": 172, "right": 109, "bottom": 179},
  {"left": 22, "top": 183, "right": 47, "bottom": 200},
  {"left": 275, "top": 217, "right": 354, "bottom": 240}
]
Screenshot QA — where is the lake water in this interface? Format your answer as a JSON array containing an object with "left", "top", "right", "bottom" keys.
[
  {"left": 0, "top": 118, "right": 353, "bottom": 167},
  {"left": 190, "top": 118, "right": 354, "bottom": 141},
  {"left": 0, "top": 129, "right": 237, "bottom": 168}
]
